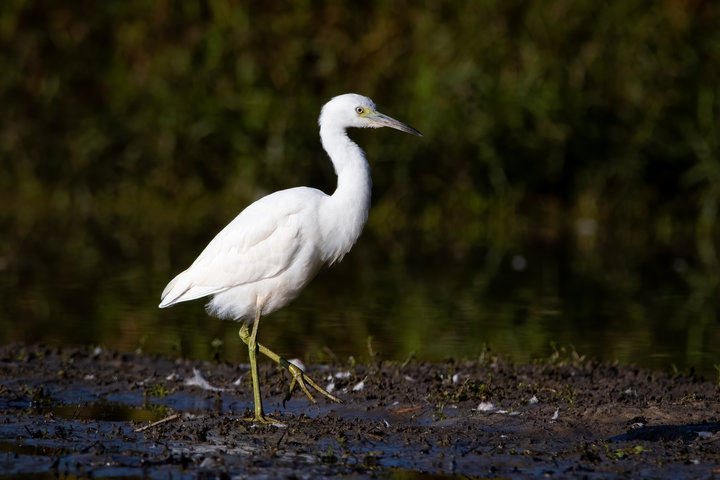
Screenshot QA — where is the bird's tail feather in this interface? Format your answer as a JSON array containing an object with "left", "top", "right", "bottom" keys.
[{"left": 159, "top": 270, "right": 226, "bottom": 308}]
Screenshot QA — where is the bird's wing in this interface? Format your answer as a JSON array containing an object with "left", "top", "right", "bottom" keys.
[{"left": 159, "top": 190, "right": 317, "bottom": 307}]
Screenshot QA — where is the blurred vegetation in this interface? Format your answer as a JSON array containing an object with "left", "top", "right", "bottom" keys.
[{"left": 0, "top": 1, "right": 718, "bottom": 373}]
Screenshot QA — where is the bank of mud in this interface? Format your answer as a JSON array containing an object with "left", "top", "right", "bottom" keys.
[{"left": 1, "top": 343, "right": 719, "bottom": 479}]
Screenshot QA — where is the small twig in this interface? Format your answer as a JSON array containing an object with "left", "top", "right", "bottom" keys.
[
  {"left": 276, "top": 429, "right": 287, "bottom": 449},
  {"left": 70, "top": 401, "right": 81, "bottom": 421},
  {"left": 134, "top": 413, "right": 181, "bottom": 432},
  {"left": 364, "top": 432, "right": 383, "bottom": 442},
  {"left": 389, "top": 405, "right": 422, "bottom": 415}
]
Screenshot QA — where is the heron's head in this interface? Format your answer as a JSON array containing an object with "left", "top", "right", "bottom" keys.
[{"left": 319, "top": 93, "right": 422, "bottom": 136}]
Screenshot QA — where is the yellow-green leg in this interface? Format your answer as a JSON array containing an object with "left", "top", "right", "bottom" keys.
[
  {"left": 244, "top": 306, "right": 277, "bottom": 423},
  {"left": 238, "top": 323, "right": 342, "bottom": 406}
]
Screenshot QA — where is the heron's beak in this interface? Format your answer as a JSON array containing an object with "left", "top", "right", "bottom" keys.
[{"left": 369, "top": 112, "right": 423, "bottom": 136}]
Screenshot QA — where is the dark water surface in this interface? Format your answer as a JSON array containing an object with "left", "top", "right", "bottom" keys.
[{"left": 2, "top": 234, "right": 717, "bottom": 378}]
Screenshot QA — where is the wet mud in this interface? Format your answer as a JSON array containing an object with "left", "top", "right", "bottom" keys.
[{"left": 1, "top": 343, "right": 719, "bottom": 479}]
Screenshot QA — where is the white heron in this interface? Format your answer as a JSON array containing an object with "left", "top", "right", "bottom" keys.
[{"left": 159, "top": 93, "right": 421, "bottom": 423}]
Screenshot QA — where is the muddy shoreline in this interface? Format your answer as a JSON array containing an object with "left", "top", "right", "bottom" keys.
[{"left": 1, "top": 343, "right": 719, "bottom": 478}]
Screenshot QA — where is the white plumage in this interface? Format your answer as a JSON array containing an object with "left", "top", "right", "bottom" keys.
[
  {"left": 160, "top": 187, "right": 330, "bottom": 319},
  {"left": 158, "top": 93, "right": 421, "bottom": 422}
]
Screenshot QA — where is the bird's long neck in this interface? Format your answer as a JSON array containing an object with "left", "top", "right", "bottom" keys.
[{"left": 319, "top": 124, "right": 372, "bottom": 264}]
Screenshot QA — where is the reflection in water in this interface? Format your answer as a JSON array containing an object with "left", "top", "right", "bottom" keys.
[
  {"left": 40, "top": 402, "right": 165, "bottom": 423},
  {"left": 1, "top": 233, "right": 718, "bottom": 378}
]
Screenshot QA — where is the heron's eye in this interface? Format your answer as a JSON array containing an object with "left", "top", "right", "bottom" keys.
[{"left": 355, "top": 106, "right": 364, "bottom": 114}]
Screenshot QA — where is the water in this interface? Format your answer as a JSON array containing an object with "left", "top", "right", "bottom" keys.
[{"left": 1, "top": 236, "right": 717, "bottom": 378}]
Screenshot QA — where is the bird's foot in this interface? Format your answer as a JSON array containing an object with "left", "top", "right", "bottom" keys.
[
  {"left": 238, "top": 414, "right": 286, "bottom": 427},
  {"left": 238, "top": 325, "right": 343, "bottom": 406},
  {"left": 284, "top": 361, "right": 342, "bottom": 406}
]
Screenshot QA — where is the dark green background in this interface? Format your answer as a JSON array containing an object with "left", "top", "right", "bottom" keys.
[{"left": 1, "top": 1, "right": 718, "bottom": 375}]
